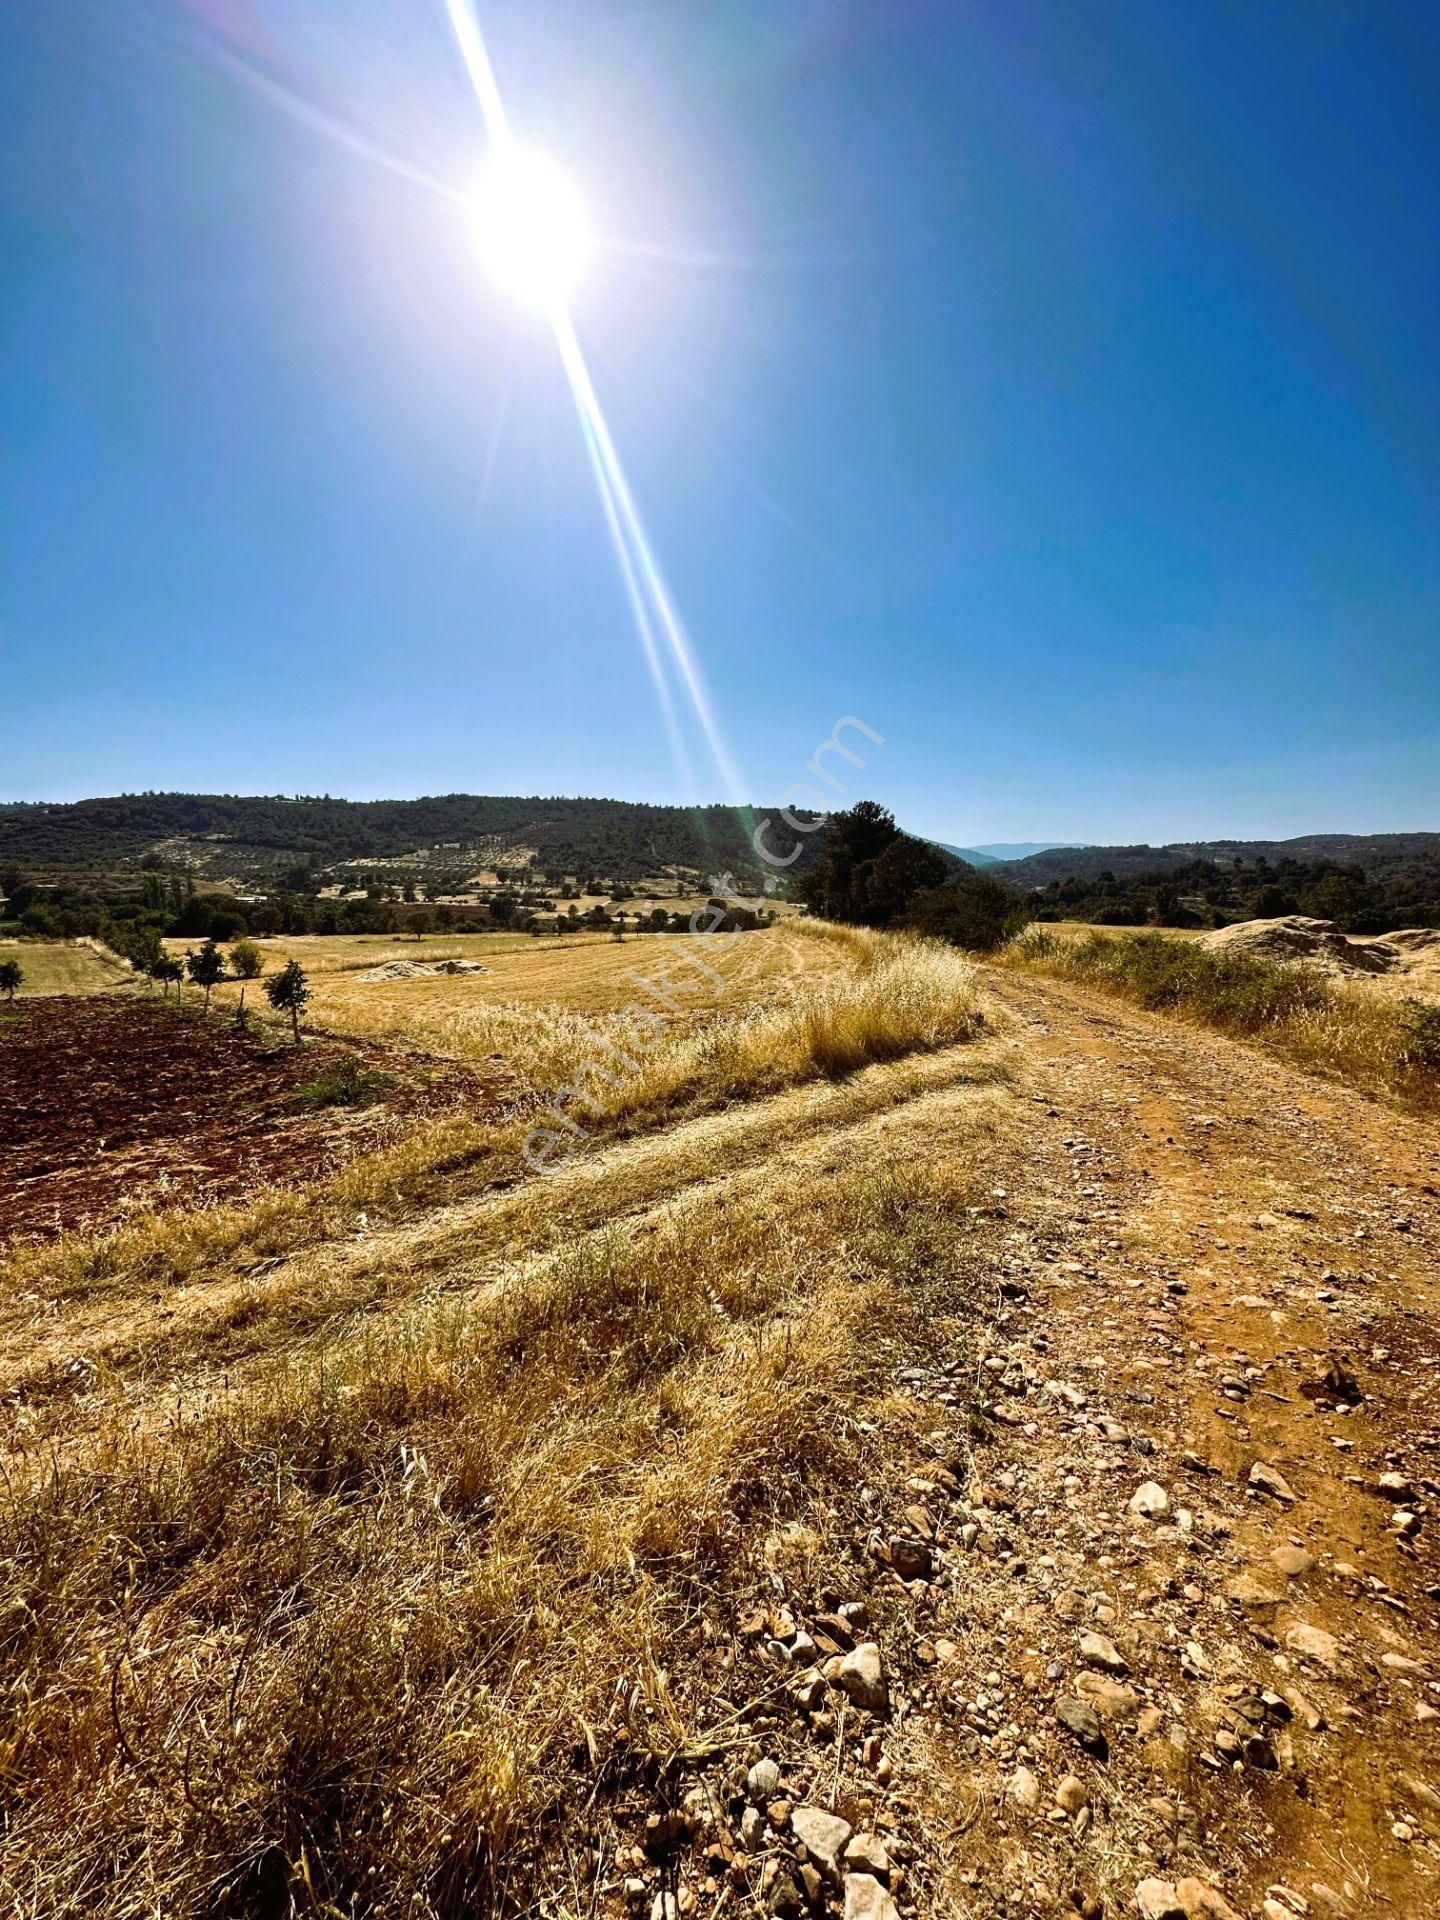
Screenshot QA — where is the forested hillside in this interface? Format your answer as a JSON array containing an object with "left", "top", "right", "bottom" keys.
[
  {"left": 0, "top": 793, "right": 821, "bottom": 889},
  {"left": 995, "top": 832, "right": 1440, "bottom": 889},
  {"left": 1010, "top": 839, "right": 1440, "bottom": 932}
]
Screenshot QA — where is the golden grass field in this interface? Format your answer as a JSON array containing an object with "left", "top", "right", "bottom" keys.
[
  {"left": 0, "top": 937, "right": 137, "bottom": 996},
  {"left": 0, "top": 920, "right": 1012, "bottom": 1916},
  {"left": 160, "top": 923, "right": 877, "bottom": 1140},
  {"left": 187, "top": 922, "right": 833, "bottom": 1025},
  {"left": 7, "top": 924, "right": 983, "bottom": 1306}
]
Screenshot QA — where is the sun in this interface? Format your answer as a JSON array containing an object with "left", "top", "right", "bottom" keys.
[{"left": 467, "top": 147, "right": 591, "bottom": 312}]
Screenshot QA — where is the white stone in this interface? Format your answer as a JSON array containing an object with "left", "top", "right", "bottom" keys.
[
  {"left": 791, "top": 1804, "right": 852, "bottom": 1880},
  {"left": 835, "top": 1641, "right": 888, "bottom": 1712},
  {"left": 1080, "top": 1630, "right": 1129, "bottom": 1674},
  {"left": 1129, "top": 1481, "right": 1169, "bottom": 1519},
  {"left": 1006, "top": 1765, "right": 1041, "bottom": 1812},
  {"left": 844, "top": 1876, "right": 900, "bottom": 1920}
]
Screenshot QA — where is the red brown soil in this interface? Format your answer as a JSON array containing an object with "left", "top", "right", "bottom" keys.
[{"left": 0, "top": 994, "right": 502, "bottom": 1243}]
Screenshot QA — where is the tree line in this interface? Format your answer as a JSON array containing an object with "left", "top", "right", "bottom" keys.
[
  {"left": 1025, "top": 855, "right": 1440, "bottom": 933},
  {"left": 1, "top": 867, "right": 783, "bottom": 964}
]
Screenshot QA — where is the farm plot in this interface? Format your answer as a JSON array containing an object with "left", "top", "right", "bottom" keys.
[
  {"left": 0, "top": 996, "right": 505, "bottom": 1242},
  {"left": 198, "top": 924, "right": 843, "bottom": 1077},
  {"left": 0, "top": 939, "right": 136, "bottom": 997}
]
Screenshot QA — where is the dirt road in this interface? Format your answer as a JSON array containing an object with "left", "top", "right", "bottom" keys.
[{"left": 940, "top": 964, "right": 1440, "bottom": 1915}]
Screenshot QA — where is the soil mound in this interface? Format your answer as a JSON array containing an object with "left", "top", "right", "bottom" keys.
[
  {"left": 1200, "top": 915, "right": 1399, "bottom": 974},
  {"left": 359, "top": 958, "right": 490, "bottom": 981}
]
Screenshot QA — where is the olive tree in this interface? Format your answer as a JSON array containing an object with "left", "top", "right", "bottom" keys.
[
  {"left": 264, "top": 958, "right": 311, "bottom": 1045},
  {"left": 0, "top": 959, "right": 22, "bottom": 1004},
  {"left": 184, "top": 939, "right": 227, "bottom": 1011}
]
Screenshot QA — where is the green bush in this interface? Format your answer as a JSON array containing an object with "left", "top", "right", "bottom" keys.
[
  {"left": 1048, "top": 931, "right": 1331, "bottom": 1033},
  {"left": 902, "top": 876, "right": 1032, "bottom": 952},
  {"left": 229, "top": 938, "right": 265, "bottom": 981},
  {"left": 294, "top": 1055, "right": 393, "bottom": 1110}
]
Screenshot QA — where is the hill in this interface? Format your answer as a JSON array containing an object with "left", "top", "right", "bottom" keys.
[
  {"left": 0, "top": 792, "right": 824, "bottom": 892},
  {"left": 994, "top": 831, "right": 1440, "bottom": 888},
  {"left": 993, "top": 832, "right": 1440, "bottom": 934},
  {"left": 932, "top": 841, "right": 996, "bottom": 866}
]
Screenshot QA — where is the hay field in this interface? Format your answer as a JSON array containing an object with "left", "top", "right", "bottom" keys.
[
  {"left": 8, "top": 922, "right": 988, "bottom": 1305},
  {"left": 178, "top": 924, "right": 855, "bottom": 1100},
  {"left": 0, "top": 939, "right": 137, "bottom": 997},
  {"left": 0, "top": 920, "right": 1007, "bottom": 1916},
  {"left": 180, "top": 925, "right": 829, "bottom": 1028}
]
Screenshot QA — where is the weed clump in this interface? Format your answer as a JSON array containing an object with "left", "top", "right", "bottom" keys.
[{"left": 294, "top": 1054, "right": 394, "bottom": 1109}]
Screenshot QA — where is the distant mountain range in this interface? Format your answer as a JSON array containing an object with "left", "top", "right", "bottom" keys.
[{"left": 935, "top": 840, "right": 1086, "bottom": 867}]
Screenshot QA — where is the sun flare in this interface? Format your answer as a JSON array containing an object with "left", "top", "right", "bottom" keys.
[{"left": 467, "top": 147, "right": 591, "bottom": 311}]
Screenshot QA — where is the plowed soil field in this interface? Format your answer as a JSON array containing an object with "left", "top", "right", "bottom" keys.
[{"left": 0, "top": 995, "right": 503, "bottom": 1241}]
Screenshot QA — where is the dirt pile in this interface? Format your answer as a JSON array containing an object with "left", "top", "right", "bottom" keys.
[
  {"left": 1201, "top": 915, "right": 1399, "bottom": 974},
  {"left": 359, "top": 958, "right": 491, "bottom": 981},
  {"left": 1382, "top": 927, "right": 1440, "bottom": 953}
]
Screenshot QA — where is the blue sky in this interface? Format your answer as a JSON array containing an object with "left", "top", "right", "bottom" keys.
[{"left": 2, "top": 0, "right": 1437, "bottom": 846}]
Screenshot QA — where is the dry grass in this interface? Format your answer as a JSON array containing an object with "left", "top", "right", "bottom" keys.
[
  {"left": 0, "top": 918, "right": 999, "bottom": 1920},
  {"left": 0, "top": 1038, "right": 1016, "bottom": 1442},
  {"left": 305, "top": 927, "right": 826, "bottom": 1046},
  {"left": 0, "top": 1098, "right": 1008, "bottom": 1917},
  {"left": 1004, "top": 925, "right": 1440, "bottom": 1108},
  {"left": 0, "top": 939, "right": 137, "bottom": 997},
  {"left": 192, "top": 927, "right": 825, "bottom": 1031},
  {"left": 2, "top": 926, "right": 985, "bottom": 1307}
]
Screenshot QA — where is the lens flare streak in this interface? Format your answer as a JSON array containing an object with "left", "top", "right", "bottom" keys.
[
  {"left": 442, "top": 0, "right": 511, "bottom": 147},
  {"left": 573, "top": 405, "right": 694, "bottom": 794},
  {"left": 551, "top": 313, "right": 745, "bottom": 803},
  {"left": 443, "top": 0, "right": 746, "bottom": 805}
]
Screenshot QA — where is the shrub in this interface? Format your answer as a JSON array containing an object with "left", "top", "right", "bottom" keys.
[
  {"left": 295, "top": 1055, "right": 393, "bottom": 1109},
  {"left": 19, "top": 905, "right": 61, "bottom": 938},
  {"left": 230, "top": 938, "right": 265, "bottom": 981},
  {"left": 0, "top": 958, "right": 22, "bottom": 1003},
  {"left": 902, "top": 876, "right": 1032, "bottom": 952},
  {"left": 1400, "top": 998, "right": 1440, "bottom": 1070}
]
